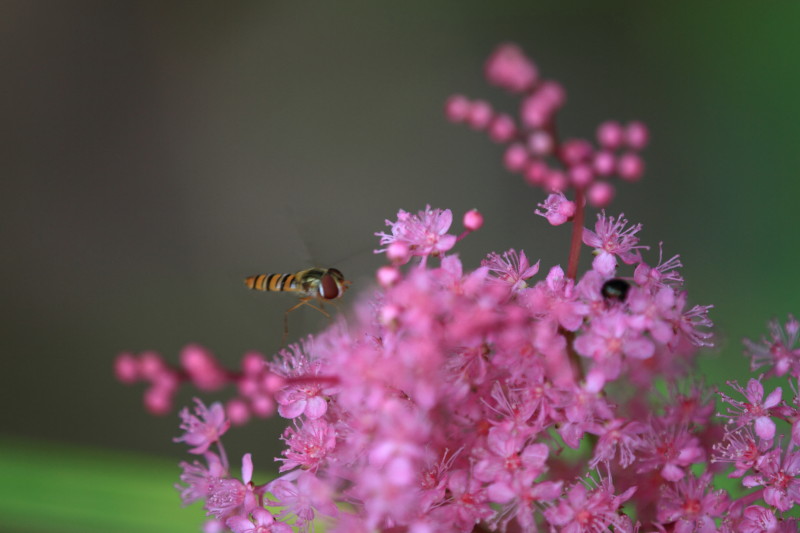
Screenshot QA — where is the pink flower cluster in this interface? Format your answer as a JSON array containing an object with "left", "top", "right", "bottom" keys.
[
  {"left": 447, "top": 43, "right": 648, "bottom": 208},
  {"left": 116, "top": 44, "right": 800, "bottom": 532}
]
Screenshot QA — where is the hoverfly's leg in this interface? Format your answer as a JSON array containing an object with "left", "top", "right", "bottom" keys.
[
  {"left": 323, "top": 300, "right": 341, "bottom": 320},
  {"left": 303, "top": 301, "right": 330, "bottom": 318},
  {"left": 282, "top": 298, "right": 312, "bottom": 346},
  {"left": 281, "top": 298, "right": 333, "bottom": 345}
]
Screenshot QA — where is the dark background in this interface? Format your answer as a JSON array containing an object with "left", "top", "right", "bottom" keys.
[{"left": 2, "top": 1, "right": 799, "bottom": 470}]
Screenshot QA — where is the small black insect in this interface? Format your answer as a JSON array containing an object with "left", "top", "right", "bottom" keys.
[{"left": 601, "top": 278, "right": 630, "bottom": 302}]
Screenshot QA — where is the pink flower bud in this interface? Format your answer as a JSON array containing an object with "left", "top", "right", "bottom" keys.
[
  {"left": 261, "top": 372, "right": 286, "bottom": 394},
  {"left": 238, "top": 376, "right": 258, "bottom": 397},
  {"left": 569, "top": 164, "right": 594, "bottom": 188},
  {"left": 377, "top": 265, "right": 401, "bottom": 287},
  {"left": 488, "top": 114, "right": 516, "bottom": 142},
  {"left": 387, "top": 241, "right": 410, "bottom": 263},
  {"left": 561, "top": 138, "right": 593, "bottom": 166},
  {"left": 597, "top": 120, "right": 624, "bottom": 150},
  {"left": 503, "top": 143, "right": 528, "bottom": 172},
  {"left": 139, "top": 351, "right": 166, "bottom": 381},
  {"left": 527, "top": 130, "right": 553, "bottom": 156},
  {"left": 444, "top": 94, "right": 470, "bottom": 122},
  {"left": 546, "top": 170, "right": 567, "bottom": 193},
  {"left": 380, "top": 304, "right": 400, "bottom": 325},
  {"left": 593, "top": 150, "right": 615, "bottom": 176},
  {"left": 114, "top": 352, "right": 139, "bottom": 384},
  {"left": 523, "top": 159, "right": 548, "bottom": 186},
  {"left": 180, "top": 344, "right": 226, "bottom": 391},
  {"left": 467, "top": 100, "right": 493, "bottom": 130},
  {"left": 484, "top": 43, "right": 538, "bottom": 92},
  {"left": 618, "top": 152, "right": 644, "bottom": 182},
  {"left": 226, "top": 398, "right": 251, "bottom": 426},
  {"left": 537, "top": 81, "right": 566, "bottom": 108},
  {"left": 587, "top": 181, "right": 615, "bottom": 207},
  {"left": 625, "top": 121, "right": 649, "bottom": 150},
  {"left": 144, "top": 386, "right": 172, "bottom": 415},
  {"left": 250, "top": 394, "right": 275, "bottom": 417},
  {"left": 241, "top": 351, "right": 265, "bottom": 375},
  {"left": 520, "top": 95, "right": 550, "bottom": 128},
  {"left": 462, "top": 209, "right": 484, "bottom": 231}
]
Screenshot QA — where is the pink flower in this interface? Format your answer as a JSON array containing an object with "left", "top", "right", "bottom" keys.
[
  {"left": 482, "top": 248, "right": 539, "bottom": 293},
  {"left": 375, "top": 206, "right": 457, "bottom": 264},
  {"left": 719, "top": 377, "right": 782, "bottom": 441},
  {"left": 278, "top": 418, "right": 336, "bottom": 472},
  {"left": 525, "top": 265, "right": 588, "bottom": 331},
  {"left": 270, "top": 341, "right": 329, "bottom": 420},
  {"left": 174, "top": 399, "right": 230, "bottom": 454},
  {"left": 744, "top": 315, "right": 800, "bottom": 377},
  {"left": 176, "top": 452, "right": 226, "bottom": 506},
  {"left": 582, "top": 212, "right": 647, "bottom": 275},
  {"left": 205, "top": 454, "right": 258, "bottom": 519},
  {"left": 535, "top": 192, "right": 576, "bottom": 225},
  {"left": 655, "top": 473, "right": 729, "bottom": 532},
  {"left": 226, "top": 509, "right": 292, "bottom": 533},
  {"left": 743, "top": 445, "right": 800, "bottom": 511},
  {"left": 633, "top": 244, "right": 683, "bottom": 288},
  {"left": 711, "top": 426, "right": 765, "bottom": 478},
  {"left": 636, "top": 420, "right": 705, "bottom": 482},
  {"left": 473, "top": 426, "right": 550, "bottom": 491},
  {"left": 544, "top": 473, "right": 636, "bottom": 531},
  {"left": 675, "top": 293, "right": 715, "bottom": 348},
  {"left": 574, "top": 310, "right": 655, "bottom": 384},
  {"left": 737, "top": 505, "right": 778, "bottom": 533},
  {"left": 441, "top": 469, "right": 494, "bottom": 530},
  {"left": 589, "top": 418, "right": 645, "bottom": 469},
  {"left": 267, "top": 471, "right": 338, "bottom": 527}
]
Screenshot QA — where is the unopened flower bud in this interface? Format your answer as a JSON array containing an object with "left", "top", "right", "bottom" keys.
[
  {"left": 114, "top": 352, "right": 139, "bottom": 384},
  {"left": 444, "top": 94, "right": 470, "bottom": 122},
  {"left": 503, "top": 143, "right": 528, "bottom": 172},
  {"left": 587, "top": 181, "right": 615, "bottom": 207},
  {"left": 463, "top": 209, "right": 484, "bottom": 231},
  {"left": 597, "top": 120, "right": 624, "bottom": 150},
  {"left": 226, "top": 398, "right": 251, "bottom": 426},
  {"left": 625, "top": 121, "right": 649, "bottom": 150},
  {"left": 387, "top": 242, "right": 410, "bottom": 263},
  {"left": 377, "top": 265, "right": 401, "bottom": 287},
  {"left": 488, "top": 114, "right": 516, "bottom": 142},
  {"left": 618, "top": 153, "right": 644, "bottom": 182}
]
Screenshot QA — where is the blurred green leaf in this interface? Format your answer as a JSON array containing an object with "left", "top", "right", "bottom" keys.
[{"left": 0, "top": 437, "right": 203, "bottom": 533}]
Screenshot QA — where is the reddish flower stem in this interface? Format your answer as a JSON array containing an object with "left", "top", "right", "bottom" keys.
[
  {"left": 564, "top": 193, "right": 586, "bottom": 381},
  {"left": 736, "top": 487, "right": 764, "bottom": 508},
  {"left": 566, "top": 187, "right": 585, "bottom": 281}
]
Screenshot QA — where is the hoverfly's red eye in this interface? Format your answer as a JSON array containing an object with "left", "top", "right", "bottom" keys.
[{"left": 320, "top": 273, "right": 340, "bottom": 300}]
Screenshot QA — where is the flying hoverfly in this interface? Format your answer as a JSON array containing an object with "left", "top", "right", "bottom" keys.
[{"left": 244, "top": 268, "right": 350, "bottom": 343}]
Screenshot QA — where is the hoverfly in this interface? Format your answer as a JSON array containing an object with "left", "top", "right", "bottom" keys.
[{"left": 244, "top": 268, "right": 350, "bottom": 343}]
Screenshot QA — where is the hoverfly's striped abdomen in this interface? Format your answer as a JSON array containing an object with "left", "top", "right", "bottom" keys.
[{"left": 244, "top": 273, "right": 298, "bottom": 293}]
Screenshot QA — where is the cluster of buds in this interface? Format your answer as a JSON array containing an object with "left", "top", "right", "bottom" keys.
[
  {"left": 446, "top": 43, "right": 648, "bottom": 208},
  {"left": 115, "top": 345, "right": 288, "bottom": 423},
  {"left": 116, "top": 44, "right": 800, "bottom": 532}
]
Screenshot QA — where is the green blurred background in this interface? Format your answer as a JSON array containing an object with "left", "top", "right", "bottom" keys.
[{"left": 2, "top": 1, "right": 799, "bottom": 531}]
